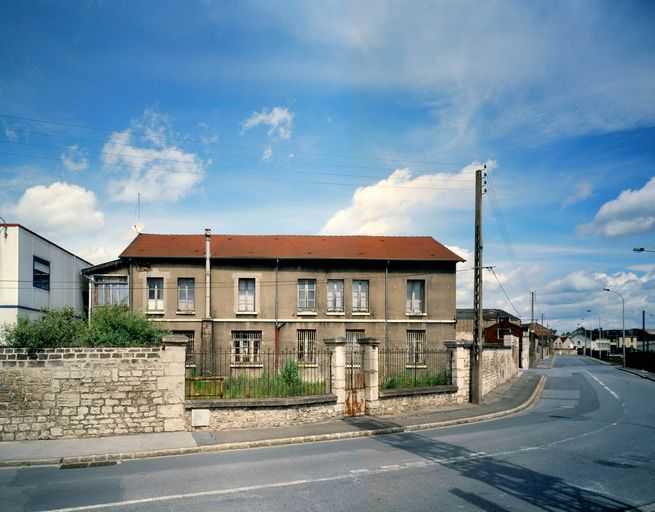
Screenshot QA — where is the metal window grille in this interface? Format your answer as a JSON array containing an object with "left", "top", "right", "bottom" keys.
[
  {"left": 297, "top": 279, "right": 316, "bottom": 311},
  {"left": 297, "top": 329, "right": 317, "bottom": 364},
  {"left": 231, "top": 331, "right": 262, "bottom": 364},
  {"left": 147, "top": 277, "right": 164, "bottom": 311},
  {"left": 346, "top": 329, "right": 365, "bottom": 346},
  {"left": 352, "top": 280, "right": 369, "bottom": 312},
  {"left": 172, "top": 330, "right": 196, "bottom": 366},
  {"left": 406, "top": 330, "right": 426, "bottom": 365},
  {"left": 177, "top": 278, "right": 195, "bottom": 311},
  {"left": 94, "top": 276, "right": 128, "bottom": 306},
  {"left": 33, "top": 256, "right": 50, "bottom": 291},
  {"left": 238, "top": 278, "right": 256, "bottom": 312},
  {"left": 406, "top": 280, "right": 425, "bottom": 314},
  {"left": 327, "top": 279, "right": 344, "bottom": 312}
]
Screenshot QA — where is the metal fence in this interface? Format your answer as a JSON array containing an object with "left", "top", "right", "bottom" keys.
[
  {"left": 378, "top": 348, "right": 452, "bottom": 390},
  {"left": 186, "top": 348, "right": 332, "bottom": 399}
]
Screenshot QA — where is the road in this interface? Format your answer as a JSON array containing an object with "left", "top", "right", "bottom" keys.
[{"left": 1, "top": 356, "right": 654, "bottom": 511}]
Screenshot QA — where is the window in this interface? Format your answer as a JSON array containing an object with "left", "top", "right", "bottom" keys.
[
  {"left": 33, "top": 257, "right": 50, "bottom": 291},
  {"left": 497, "top": 328, "right": 511, "bottom": 341},
  {"left": 407, "top": 330, "right": 426, "bottom": 365},
  {"left": 297, "top": 329, "right": 317, "bottom": 364},
  {"left": 297, "top": 279, "right": 316, "bottom": 311},
  {"left": 94, "top": 276, "right": 128, "bottom": 306},
  {"left": 346, "top": 329, "right": 365, "bottom": 347},
  {"left": 177, "top": 278, "right": 195, "bottom": 312},
  {"left": 147, "top": 277, "right": 164, "bottom": 311},
  {"left": 238, "top": 278, "right": 256, "bottom": 312},
  {"left": 352, "top": 280, "right": 369, "bottom": 312},
  {"left": 232, "top": 331, "right": 261, "bottom": 364},
  {"left": 172, "top": 330, "right": 195, "bottom": 366},
  {"left": 406, "top": 280, "right": 425, "bottom": 314},
  {"left": 327, "top": 279, "right": 344, "bottom": 312}
]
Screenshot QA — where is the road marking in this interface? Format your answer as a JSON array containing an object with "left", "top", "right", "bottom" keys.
[{"left": 585, "top": 370, "right": 621, "bottom": 400}]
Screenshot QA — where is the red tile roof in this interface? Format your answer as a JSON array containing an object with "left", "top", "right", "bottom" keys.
[{"left": 119, "top": 234, "right": 464, "bottom": 262}]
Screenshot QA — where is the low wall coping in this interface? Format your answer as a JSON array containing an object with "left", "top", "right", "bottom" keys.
[
  {"left": 185, "top": 394, "right": 338, "bottom": 409},
  {"left": 379, "top": 384, "right": 458, "bottom": 399},
  {"left": 444, "top": 340, "right": 473, "bottom": 349},
  {"left": 482, "top": 343, "right": 512, "bottom": 350}
]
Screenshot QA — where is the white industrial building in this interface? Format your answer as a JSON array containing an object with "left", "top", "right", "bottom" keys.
[{"left": 0, "top": 224, "right": 90, "bottom": 326}]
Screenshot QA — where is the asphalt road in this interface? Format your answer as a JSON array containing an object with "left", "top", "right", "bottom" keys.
[{"left": 2, "top": 356, "right": 654, "bottom": 511}]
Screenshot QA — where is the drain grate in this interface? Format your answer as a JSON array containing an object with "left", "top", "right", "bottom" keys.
[{"left": 60, "top": 460, "right": 119, "bottom": 470}]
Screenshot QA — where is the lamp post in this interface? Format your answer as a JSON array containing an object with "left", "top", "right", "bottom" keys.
[{"left": 603, "top": 288, "right": 625, "bottom": 367}]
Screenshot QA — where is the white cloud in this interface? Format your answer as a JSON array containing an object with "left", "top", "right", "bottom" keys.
[
  {"left": 4, "top": 128, "right": 18, "bottom": 142},
  {"left": 320, "top": 162, "right": 491, "bottom": 235},
  {"left": 561, "top": 181, "right": 592, "bottom": 210},
  {"left": 11, "top": 182, "right": 104, "bottom": 235},
  {"left": 240, "top": 106, "right": 294, "bottom": 140},
  {"left": 578, "top": 176, "right": 655, "bottom": 237},
  {"left": 102, "top": 111, "right": 206, "bottom": 203},
  {"left": 262, "top": 146, "right": 273, "bottom": 162},
  {"left": 60, "top": 144, "right": 89, "bottom": 171}
]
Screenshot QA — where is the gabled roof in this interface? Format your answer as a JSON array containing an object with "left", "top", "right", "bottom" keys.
[{"left": 119, "top": 234, "right": 465, "bottom": 262}]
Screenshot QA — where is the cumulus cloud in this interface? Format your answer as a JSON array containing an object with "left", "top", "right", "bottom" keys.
[
  {"left": 60, "top": 144, "right": 89, "bottom": 171},
  {"left": 561, "top": 181, "right": 592, "bottom": 210},
  {"left": 320, "top": 162, "right": 491, "bottom": 235},
  {"left": 262, "top": 146, "right": 273, "bottom": 162},
  {"left": 578, "top": 176, "right": 655, "bottom": 237},
  {"left": 240, "top": 106, "right": 294, "bottom": 140},
  {"left": 102, "top": 111, "right": 206, "bottom": 203},
  {"left": 12, "top": 182, "right": 104, "bottom": 235}
]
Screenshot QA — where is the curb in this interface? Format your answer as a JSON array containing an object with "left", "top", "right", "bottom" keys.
[
  {"left": 0, "top": 376, "right": 547, "bottom": 469},
  {"left": 617, "top": 367, "right": 655, "bottom": 382}
]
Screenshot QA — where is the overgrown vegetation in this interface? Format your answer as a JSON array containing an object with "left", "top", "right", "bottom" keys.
[
  {"left": 380, "top": 369, "right": 452, "bottom": 390},
  {"left": 1, "top": 306, "right": 169, "bottom": 350}
]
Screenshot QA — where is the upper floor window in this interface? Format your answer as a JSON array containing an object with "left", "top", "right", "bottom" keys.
[
  {"left": 147, "top": 277, "right": 164, "bottom": 311},
  {"left": 406, "top": 280, "right": 425, "bottom": 314},
  {"left": 407, "top": 330, "right": 426, "bottom": 365},
  {"left": 238, "top": 278, "right": 256, "bottom": 312},
  {"left": 33, "top": 257, "right": 50, "bottom": 291},
  {"left": 352, "top": 280, "right": 369, "bottom": 312},
  {"left": 297, "top": 279, "right": 316, "bottom": 311},
  {"left": 94, "top": 276, "right": 128, "bottom": 306},
  {"left": 177, "top": 278, "right": 195, "bottom": 312},
  {"left": 327, "top": 279, "right": 344, "bottom": 312}
]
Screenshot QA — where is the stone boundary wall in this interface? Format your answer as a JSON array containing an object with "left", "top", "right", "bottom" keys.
[
  {"left": 0, "top": 343, "right": 185, "bottom": 441},
  {"left": 481, "top": 343, "right": 518, "bottom": 399},
  {"left": 375, "top": 385, "right": 461, "bottom": 415}
]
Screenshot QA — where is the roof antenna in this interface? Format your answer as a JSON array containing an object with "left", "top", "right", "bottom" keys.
[{"left": 132, "top": 192, "right": 145, "bottom": 233}]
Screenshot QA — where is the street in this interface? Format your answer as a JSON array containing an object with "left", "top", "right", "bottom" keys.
[{"left": 1, "top": 356, "right": 654, "bottom": 511}]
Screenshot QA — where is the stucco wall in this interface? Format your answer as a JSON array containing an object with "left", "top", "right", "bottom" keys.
[{"left": 0, "top": 345, "right": 185, "bottom": 441}]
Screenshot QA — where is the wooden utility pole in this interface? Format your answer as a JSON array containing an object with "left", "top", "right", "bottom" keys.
[{"left": 471, "top": 165, "right": 485, "bottom": 405}]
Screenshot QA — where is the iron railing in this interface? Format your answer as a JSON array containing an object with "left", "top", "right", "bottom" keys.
[
  {"left": 186, "top": 348, "right": 332, "bottom": 399},
  {"left": 379, "top": 348, "right": 452, "bottom": 389}
]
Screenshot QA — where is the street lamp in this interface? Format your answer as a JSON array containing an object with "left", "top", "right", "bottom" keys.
[
  {"left": 584, "top": 309, "right": 592, "bottom": 356},
  {"left": 633, "top": 247, "right": 655, "bottom": 253},
  {"left": 603, "top": 288, "right": 625, "bottom": 367}
]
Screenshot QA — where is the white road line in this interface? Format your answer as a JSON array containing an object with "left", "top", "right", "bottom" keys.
[{"left": 585, "top": 370, "right": 621, "bottom": 400}]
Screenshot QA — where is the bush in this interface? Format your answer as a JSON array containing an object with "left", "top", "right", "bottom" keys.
[{"left": 1, "top": 306, "right": 168, "bottom": 349}]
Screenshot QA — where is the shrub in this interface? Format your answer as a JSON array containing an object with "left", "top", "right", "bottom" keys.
[
  {"left": 1, "top": 308, "right": 85, "bottom": 350},
  {"left": 83, "top": 305, "right": 169, "bottom": 346}
]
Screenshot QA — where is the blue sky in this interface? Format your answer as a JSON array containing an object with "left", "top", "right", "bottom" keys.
[{"left": 1, "top": 1, "right": 654, "bottom": 333}]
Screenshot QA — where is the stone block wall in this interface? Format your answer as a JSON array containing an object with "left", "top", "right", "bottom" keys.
[
  {"left": 481, "top": 344, "right": 518, "bottom": 399},
  {"left": 0, "top": 344, "right": 185, "bottom": 441}
]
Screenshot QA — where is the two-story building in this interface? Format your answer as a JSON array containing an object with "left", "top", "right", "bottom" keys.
[
  {"left": 0, "top": 224, "right": 90, "bottom": 327},
  {"left": 82, "top": 231, "right": 464, "bottom": 365}
]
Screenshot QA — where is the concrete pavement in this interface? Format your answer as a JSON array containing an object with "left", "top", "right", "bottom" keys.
[{"left": 0, "top": 370, "right": 547, "bottom": 468}]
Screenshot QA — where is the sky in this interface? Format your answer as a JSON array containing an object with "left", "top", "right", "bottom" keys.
[{"left": 1, "top": 0, "right": 654, "bottom": 334}]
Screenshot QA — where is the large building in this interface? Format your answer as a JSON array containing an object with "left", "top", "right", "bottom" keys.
[
  {"left": 0, "top": 224, "right": 90, "bottom": 326},
  {"left": 82, "top": 231, "right": 464, "bottom": 365}
]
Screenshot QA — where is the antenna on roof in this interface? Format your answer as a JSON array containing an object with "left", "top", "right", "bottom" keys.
[{"left": 132, "top": 193, "right": 145, "bottom": 233}]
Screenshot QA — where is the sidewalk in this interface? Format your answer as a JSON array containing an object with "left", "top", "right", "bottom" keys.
[{"left": 0, "top": 372, "right": 546, "bottom": 468}]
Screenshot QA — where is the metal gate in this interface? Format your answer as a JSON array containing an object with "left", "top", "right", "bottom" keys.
[{"left": 345, "top": 347, "right": 365, "bottom": 416}]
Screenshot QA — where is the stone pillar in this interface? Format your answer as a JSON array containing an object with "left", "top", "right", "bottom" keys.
[
  {"left": 159, "top": 334, "right": 188, "bottom": 431},
  {"left": 358, "top": 337, "right": 380, "bottom": 414},
  {"left": 444, "top": 340, "right": 472, "bottom": 404},
  {"left": 324, "top": 337, "right": 346, "bottom": 415}
]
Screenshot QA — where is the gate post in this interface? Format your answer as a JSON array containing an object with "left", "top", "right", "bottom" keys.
[
  {"left": 324, "top": 337, "right": 346, "bottom": 416},
  {"left": 358, "top": 337, "right": 380, "bottom": 414},
  {"left": 444, "top": 340, "right": 472, "bottom": 404}
]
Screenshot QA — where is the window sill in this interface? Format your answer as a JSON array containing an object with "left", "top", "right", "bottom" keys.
[
  {"left": 406, "top": 312, "right": 427, "bottom": 317},
  {"left": 326, "top": 311, "right": 345, "bottom": 316},
  {"left": 230, "top": 363, "right": 264, "bottom": 369},
  {"left": 235, "top": 311, "right": 258, "bottom": 316},
  {"left": 405, "top": 364, "right": 427, "bottom": 369},
  {"left": 352, "top": 311, "right": 370, "bottom": 316},
  {"left": 146, "top": 310, "right": 165, "bottom": 316},
  {"left": 176, "top": 310, "right": 196, "bottom": 315},
  {"left": 299, "top": 362, "right": 318, "bottom": 368},
  {"left": 297, "top": 311, "right": 317, "bottom": 316}
]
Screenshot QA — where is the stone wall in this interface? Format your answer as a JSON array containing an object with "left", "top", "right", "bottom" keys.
[
  {"left": 481, "top": 344, "right": 518, "bottom": 398},
  {"left": 375, "top": 386, "right": 460, "bottom": 415},
  {"left": 0, "top": 342, "right": 185, "bottom": 441}
]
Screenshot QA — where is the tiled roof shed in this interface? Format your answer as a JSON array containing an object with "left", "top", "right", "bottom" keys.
[{"left": 119, "top": 234, "right": 465, "bottom": 262}]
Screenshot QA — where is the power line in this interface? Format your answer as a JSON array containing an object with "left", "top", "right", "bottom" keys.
[{"left": 488, "top": 267, "right": 523, "bottom": 319}]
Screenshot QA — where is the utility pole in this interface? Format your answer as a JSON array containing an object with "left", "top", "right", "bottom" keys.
[
  {"left": 471, "top": 164, "right": 486, "bottom": 405},
  {"left": 530, "top": 292, "right": 536, "bottom": 325}
]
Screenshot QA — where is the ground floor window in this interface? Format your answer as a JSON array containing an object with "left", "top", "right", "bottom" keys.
[
  {"left": 231, "top": 331, "right": 262, "bottom": 364},
  {"left": 406, "top": 330, "right": 426, "bottom": 365},
  {"left": 297, "top": 329, "right": 317, "bottom": 364},
  {"left": 172, "top": 330, "right": 195, "bottom": 366}
]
